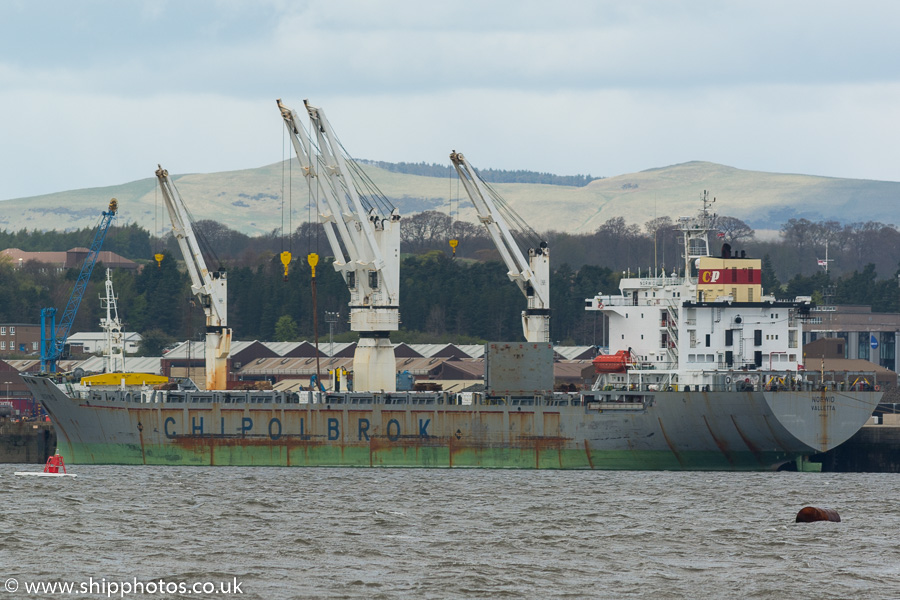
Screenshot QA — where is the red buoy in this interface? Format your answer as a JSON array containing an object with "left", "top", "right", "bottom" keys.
[
  {"left": 795, "top": 506, "right": 840, "bottom": 523},
  {"left": 43, "top": 450, "right": 67, "bottom": 475}
]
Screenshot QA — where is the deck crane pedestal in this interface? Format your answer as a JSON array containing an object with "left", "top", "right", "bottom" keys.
[
  {"left": 278, "top": 99, "right": 401, "bottom": 392},
  {"left": 156, "top": 165, "right": 231, "bottom": 391},
  {"left": 449, "top": 151, "right": 550, "bottom": 343},
  {"left": 40, "top": 199, "right": 118, "bottom": 373}
]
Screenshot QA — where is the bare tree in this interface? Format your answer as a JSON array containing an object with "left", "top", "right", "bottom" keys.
[
  {"left": 716, "top": 216, "right": 755, "bottom": 245},
  {"left": 596, "top": 217, "right": 643, "bottom": 270},
  {"left": 401, "top": 211, "right": 452, "bottom": 253},
  {"left": 599, "top": 216, "right": 641, "bottom": 239},
  {"left": 780, "top": 218, "right": 816, "bottom": 251},
  {"left": 644, "top": 216, "right": 674, "bottom": 237},
  {"left": 846, "top": 221, "right": 885, "bottom": 269},
  {"left": 644, "top": 216, "right": 679, "bottom": 271}
]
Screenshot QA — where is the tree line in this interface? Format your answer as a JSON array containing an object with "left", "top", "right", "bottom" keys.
[
  {"left": 0, "top": 212, "right": 898, "bottom": 354},
  {"left": 357, "top": 159, "right": 601, "bottom": 187},
  {"left": 23, "top": 211, "right": 893, "bottom": 284}
]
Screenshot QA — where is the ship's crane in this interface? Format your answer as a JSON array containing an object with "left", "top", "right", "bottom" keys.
[
  {"left": 449, "top": 151, "right": 550, "bottom": 343},
  {"left": 155, "top": 165, "right": 231, "bottom": 391},
  {"left": 277, "top": 99, "right": 401, "bottom": 392},
  {"left": 40, "top": 199, "right": 119, "bottom": 373}
]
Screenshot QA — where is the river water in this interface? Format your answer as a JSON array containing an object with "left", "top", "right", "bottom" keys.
[{"left": 0, "top": 466, "right": 897, "bottom": 599}]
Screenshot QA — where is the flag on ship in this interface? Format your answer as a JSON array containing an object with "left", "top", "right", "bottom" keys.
[
  {"left": 817, "top": 259, "right": 827, "bottom": 266},
  {"left": 716, "top": 232, "right": 725, "bottom": 239}
]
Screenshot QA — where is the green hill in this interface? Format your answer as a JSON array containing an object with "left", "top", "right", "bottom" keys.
[{"left": 2, "top": 160, "right": 897, "bottom": 236}]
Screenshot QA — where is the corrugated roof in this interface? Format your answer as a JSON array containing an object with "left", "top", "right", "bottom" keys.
[
  {"left": 554, "top": 360, "right": 594, "bottom": 383},
  {"left": 438, "top": 358, "right": 484, "bottom": 379},
  {"left": 119, "top": 357, "right": 164, "bottom": 374},
  {"left": 0, "top": 248, "right": 137, "bottom": 269},
  {"left": 237, "top": 356, "right": 354, "bottom": 376},
  {"left": 1, "top": 248, "right": 67, "bottom": 264},
  {"left": 408, "top": 344, "right": 443, "bottom": 357},
  {"left": 816, "top": 358, "right": 896, "bottom": 374},
  {"left": 4, "top": 359, "right": 40, "bottom": 373},
  {"left": 455, "top": 345, "right": 485, "bottom": 358},
  {"left": 68, "top": 331, "right": 142, "bottom": 342},
  {"left": 263, "top": 341, "right": 303, "bottom": 355},
  {"left": 272, "top": 378, "right": 309, "bottom": 392},
  {"left": 408, "top": 343, "right": 468, "bottom": 358},
  {"left": 327, "top": 342, "right": 357, "bottom": 357},
  {"left": 229, "top": 340, "right": 262, "bottom": 354},
  {"left": 393, "top": 343, "right": 423, "bottom": 358},
  {"left": 554, "top": 346, "right": 596, "bottom": 360},
  {"left": 72, "top": 355, "right": 163, "bottom": 375},
  {"left": 163, "top": 341, "right": 205, "bottom": 359},
  {"left": 394, "top": 356, "right": 452, "bottom": 376}
]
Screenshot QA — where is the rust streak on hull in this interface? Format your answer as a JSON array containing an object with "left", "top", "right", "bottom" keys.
[
  {"left": 584, "top": 439, "right": 594, "bottom": 470},
  {"left": 731, "top": 416, "right": 765, "bottom": 466},
  {"left": 657, "top": 417, "right": 686, "bottom": 467},
  {"left": 704, "top": 416, "right": 735, "bottom": 467}
]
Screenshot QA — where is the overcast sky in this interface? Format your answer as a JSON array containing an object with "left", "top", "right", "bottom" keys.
[{"left": 2, "top": 0, "right": 899, "bottom": 200}]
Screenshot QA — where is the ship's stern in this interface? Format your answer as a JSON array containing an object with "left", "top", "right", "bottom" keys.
[{"left": 764, "top": 389, "right": 881, "bottom": 452}]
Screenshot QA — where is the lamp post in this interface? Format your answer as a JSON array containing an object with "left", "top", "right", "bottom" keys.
[{"left": 325, "top": 311, "right": 339, "bottom": 357}]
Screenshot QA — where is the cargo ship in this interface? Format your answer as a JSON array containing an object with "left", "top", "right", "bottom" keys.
[{"left": 22, "top": 196, "right": 880, "bottom": 470}]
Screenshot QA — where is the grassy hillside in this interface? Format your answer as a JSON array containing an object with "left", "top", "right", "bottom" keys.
[{"left": 2, "top": 160, "right": 897, "bottom": 236}]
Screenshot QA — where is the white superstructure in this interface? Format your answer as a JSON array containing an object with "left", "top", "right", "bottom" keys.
[{"left": 586, "top": 195, "right": 807, "bottom": 391}]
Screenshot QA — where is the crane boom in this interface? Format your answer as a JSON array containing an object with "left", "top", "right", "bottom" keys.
[
  {"left": 40, "top": 198, "right": 118, "bottom": 373},
  {"left": 277, "top": 98, "right": 401, "bottom": 391},
  {"left": 276, "top": 100, "right": 348, "bottom": 270},
  {"left": 155, "top": 165, "right": 231, "bottom": 390},
  {"left": 450, "top": 152, "right": 550, "bottom": 343}
]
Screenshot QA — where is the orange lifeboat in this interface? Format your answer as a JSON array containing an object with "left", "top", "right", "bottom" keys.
[{"left": 593, "top": 350, "right": 632, "bottom": 374}]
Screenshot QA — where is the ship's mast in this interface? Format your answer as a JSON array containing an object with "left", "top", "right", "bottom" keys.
[
  {"left": 679, "top": 190, "right": 716, "bottom": 276},
  {"left": 99, "top": 268, "right": 125, "bottom": 373}
]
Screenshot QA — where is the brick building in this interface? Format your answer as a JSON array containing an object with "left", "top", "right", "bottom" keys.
[
  {"left": 0, "top": 324, "right": 41, "bottom": 357},
  {"left": 803, "top": 305, "right": 899, "bottom": 371}
]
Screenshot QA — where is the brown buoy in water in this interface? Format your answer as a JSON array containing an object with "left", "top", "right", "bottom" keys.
[{"left": 795, "top": 506, "right": 841, "bottom": 523}]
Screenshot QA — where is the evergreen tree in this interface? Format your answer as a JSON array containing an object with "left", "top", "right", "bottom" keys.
[
  {"left": 137, "top": 328, "right": 176, "bottom": 356},
  {"left": 761, "top": 254, "right": 781, "bottom": 297},
  {"left": 274, "top": 315, "right": 299, "bottom": 342}
]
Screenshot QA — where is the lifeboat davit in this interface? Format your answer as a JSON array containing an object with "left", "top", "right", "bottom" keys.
[{"left": 593, "top": 350, "right": 632, "bottom": 374}]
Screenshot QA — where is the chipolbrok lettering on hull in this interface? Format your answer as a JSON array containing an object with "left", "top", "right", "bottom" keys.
[{"left": 163, "top": 416, "right": 432, "bottom": 441}]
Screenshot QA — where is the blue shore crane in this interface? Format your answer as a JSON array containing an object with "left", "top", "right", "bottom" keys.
[{"left": 40, "top": 198, "right": 118, "bottom": 373}]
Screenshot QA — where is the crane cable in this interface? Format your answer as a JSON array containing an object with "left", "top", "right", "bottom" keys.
[
  {"left": 153, "top": 181, "right": 163, "bottom": 268},
  {"left": 303, "top": 113, "right": 322, "bottom": 388},
  {"left": 279, "top": 123, "right": 292, "bottom": 281},
  {"left": 449, "top": 164, "right": 458, "bottom": 257}
]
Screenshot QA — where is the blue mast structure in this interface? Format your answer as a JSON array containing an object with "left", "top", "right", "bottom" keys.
[{"left": 40, "top": 199, "right": 118, "bottom": 373}]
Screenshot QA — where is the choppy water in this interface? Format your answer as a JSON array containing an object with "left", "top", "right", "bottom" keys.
[{"left": 0, "top": 467, "right": 898, "bottom": 599}]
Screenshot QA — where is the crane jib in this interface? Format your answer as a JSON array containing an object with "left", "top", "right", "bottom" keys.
[{"left": 41, "top": 200, "right": 118, "bottom": 372}]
